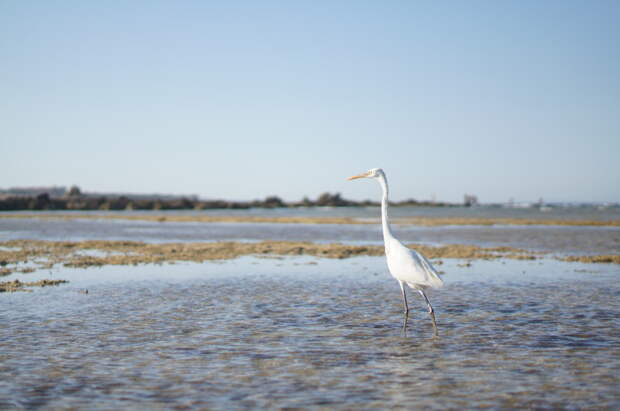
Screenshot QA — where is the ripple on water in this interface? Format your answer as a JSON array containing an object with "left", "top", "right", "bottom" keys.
[{"left": 0, "top": 257, "right": 619, "bottom": 409}]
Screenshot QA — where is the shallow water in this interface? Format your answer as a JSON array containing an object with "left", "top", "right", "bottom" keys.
[
  {"left": 4, "top": 204, "right": 620, "bottom": 220},
  {"left": 1, "top": 258, "right": 619, "bottom": 409},
  {"left": 1, "top": 217, "right": 619, "bottom": 255}
]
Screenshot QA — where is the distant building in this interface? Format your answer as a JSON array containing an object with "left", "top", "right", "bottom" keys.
[{"left": 463, "top": 194, "right": 478, "bottom": 207}]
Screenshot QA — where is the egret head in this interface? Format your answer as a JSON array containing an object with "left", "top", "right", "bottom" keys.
[{"left": 347, "top": 168, "right": 384, "bottom": 181}]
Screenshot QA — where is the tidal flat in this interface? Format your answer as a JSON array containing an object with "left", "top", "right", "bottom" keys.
[{"left": 1, "top": 210, "right": 618, "bottom": 408}]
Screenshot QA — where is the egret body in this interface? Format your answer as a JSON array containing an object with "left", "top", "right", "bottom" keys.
[{"left": 348, "top": 168, "right": 443, "bottom": 334}]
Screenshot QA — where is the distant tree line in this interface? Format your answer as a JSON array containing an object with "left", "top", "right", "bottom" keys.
[{"left": 0, "top": 186, "right": 457, "bottom": 211}]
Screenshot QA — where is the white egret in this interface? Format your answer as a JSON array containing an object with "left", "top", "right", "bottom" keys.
[{"left": 348, "top": 168, "right": 443, "bottom": 335}]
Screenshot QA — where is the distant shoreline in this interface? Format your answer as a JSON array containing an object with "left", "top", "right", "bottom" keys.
[{"left": 0, "top": 191, "right": 457, "bottom": 212}]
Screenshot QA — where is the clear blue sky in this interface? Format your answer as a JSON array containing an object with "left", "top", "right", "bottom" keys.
[{"left": 1, "top": 1, "right": 618, "bottom": 203}]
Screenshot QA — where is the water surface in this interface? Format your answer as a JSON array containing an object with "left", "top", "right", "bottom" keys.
[{"left": 1, "top": 258, "right": 619, "bottom": 409}]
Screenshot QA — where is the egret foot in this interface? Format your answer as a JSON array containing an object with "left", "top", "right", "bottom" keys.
[{"left": 429, "top": 308, "right": 438, "bottom": 336}]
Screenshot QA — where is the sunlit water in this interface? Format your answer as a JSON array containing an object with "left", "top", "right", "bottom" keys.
[{"left": 1, "top": 258, "right": 619, "bottom": 409}]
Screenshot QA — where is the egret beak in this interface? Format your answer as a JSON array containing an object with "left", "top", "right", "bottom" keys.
[{"left": 347, "top": 172, "right": 369, "bottom": 181}]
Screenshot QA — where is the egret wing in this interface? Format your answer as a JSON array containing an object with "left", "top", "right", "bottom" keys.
[{"left": 386, "top": 240, "right": 443, "bottom": 289}]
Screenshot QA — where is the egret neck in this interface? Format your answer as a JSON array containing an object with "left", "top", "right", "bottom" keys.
[{"left": 378, "top": 173, "right": 394, "bottom": 250}]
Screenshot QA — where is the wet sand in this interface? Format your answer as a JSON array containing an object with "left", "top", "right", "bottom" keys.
[{"left": 1, "top": 213, "right": 619, "bottom": 227}]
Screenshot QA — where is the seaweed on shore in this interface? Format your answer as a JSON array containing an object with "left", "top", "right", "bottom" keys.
[
  {"left": 560, "top": 255, "right": 620, "bottom": 264},
  {"left": 0, "top": 239, "right": 544, "bottom": 274},
  {"left": 0, "top": 240, "right": 617, "bottom": 280},
  {"left": 0, "top": 279, "right": 68, "bottom": 293}
]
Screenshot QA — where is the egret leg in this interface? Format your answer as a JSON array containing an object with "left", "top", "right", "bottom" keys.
[
  {"left": 418, "top": 289, "right": 438, "bottom": 336},
  {"left": 399, "top": 281, "right": 409, "bottom": 333}
]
